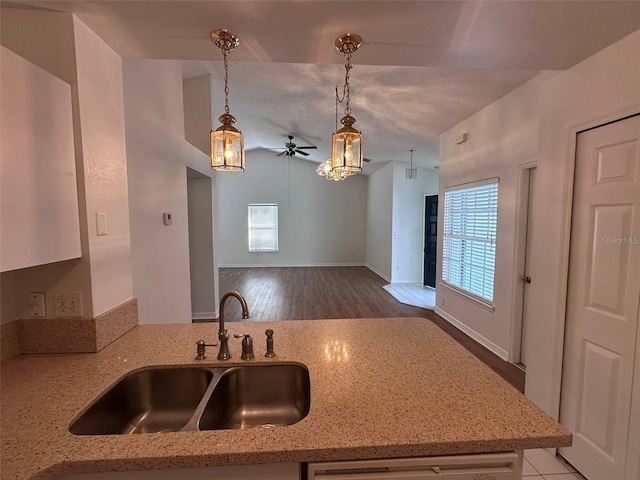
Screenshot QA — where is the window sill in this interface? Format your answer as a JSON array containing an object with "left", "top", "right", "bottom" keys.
[{"left": 440, "top": 282, "right": 495, "bottom": 312}]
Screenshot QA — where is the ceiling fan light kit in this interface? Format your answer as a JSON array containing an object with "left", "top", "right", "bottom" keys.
[
  {"left": 316, "top": 158, "right": 349, "bottom": 181},
  {"left": 210, "top": 29, "right": 245, "bottom": 172},
  {"left": 277, "top": 135, "right": 317, "bottom": 157}
]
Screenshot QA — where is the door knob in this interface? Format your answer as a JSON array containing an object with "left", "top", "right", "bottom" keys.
[{"left": 521, "top": 276, "right": 531, "bottom": 284}]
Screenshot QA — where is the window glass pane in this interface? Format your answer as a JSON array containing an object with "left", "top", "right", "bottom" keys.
[
  {"left": 442, "top": 181, "right": 498, "bottom": 303},
  {"left": 248, "top": 204, "right": 278, "bottom": 252}
]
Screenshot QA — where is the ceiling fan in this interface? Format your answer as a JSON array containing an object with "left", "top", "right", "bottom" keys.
[{"left": 275, "top": 135, "right": 317, "bottom": 157}]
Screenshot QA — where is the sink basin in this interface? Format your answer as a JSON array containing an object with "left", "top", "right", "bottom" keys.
[
  {"left": 69, "top": 363, "right": 310, "bottom": 435},
  {"left": 199, "top": 364, "right": 310, "bottom": 430},
  {"left": 69, "top": 367, "right": 213, "bottom": 435}
]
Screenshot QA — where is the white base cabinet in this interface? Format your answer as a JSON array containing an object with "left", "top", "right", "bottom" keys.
[
  {"left": 55, "top": 452, "right": 522, "bottom": 480},
  {"left": 307, "top": 452, "right": 522, "bottom": 480}
]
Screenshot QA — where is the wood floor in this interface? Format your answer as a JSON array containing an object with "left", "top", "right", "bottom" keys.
[{"left": 213, "top": 266, "right": 525, "bottom": 393}]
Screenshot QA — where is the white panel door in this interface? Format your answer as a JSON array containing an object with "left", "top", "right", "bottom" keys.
[{"left": 559, "top": 115, "right": 640, "bottom": 480}]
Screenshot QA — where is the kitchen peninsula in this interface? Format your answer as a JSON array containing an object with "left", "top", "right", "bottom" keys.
[{"left": 1, "top": 317, "right": 571, "bottom": 480}]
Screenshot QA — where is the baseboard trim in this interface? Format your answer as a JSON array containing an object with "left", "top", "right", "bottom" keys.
[
  {"left": 366, "top": 264, "right": 391, "bottom": 282},
  {"left": 219, "top": 263, "right": 366, "bottom": 268},
  {"left": 434, "top": 307, "right": 509, "bottom": 361},
  {"left": 192, "top": 312, "right": 217, "bottom": 321}
]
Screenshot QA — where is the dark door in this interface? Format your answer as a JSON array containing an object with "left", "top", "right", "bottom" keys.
[{"left": 423, "top": 195, "right": 438, "bottom": 287}]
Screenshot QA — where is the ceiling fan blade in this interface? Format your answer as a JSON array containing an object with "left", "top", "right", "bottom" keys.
[
  {"left": 297, "top": 146, "right": 317, "bottom": 150},
  {"left": 296, "top": 149, "right": 310, "bottom": 156},
  {"left": 276, "top": 151, "right": 286, "bottom": 156}
]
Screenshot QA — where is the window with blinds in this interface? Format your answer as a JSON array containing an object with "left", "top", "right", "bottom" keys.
[
  {"left": 442, "top": 180, "right": 498, "bottom": 303},
  {"left": 248, "top": 204, "right": 279, "bottom": 252}
]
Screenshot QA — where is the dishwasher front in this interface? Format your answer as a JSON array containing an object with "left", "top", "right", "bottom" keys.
[{"left": 306, "top": 451, "right": 522, "bottom": 480}]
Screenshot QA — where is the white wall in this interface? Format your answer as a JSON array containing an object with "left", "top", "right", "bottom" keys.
[
  {"left": 391, "top": 163, "right": 439, "bottom": 283},
  {"left": 438, "top": 29, "right": 640, "bottom": 418},
  {"left": 437, "top": 74, "right": 552, "bottom": 361},
  {"left": 123, "top": 59, "right": 216, "bottom": 324},
  {"left": 366, "top": 163, "right": 394, "bottom": 280},
  {"left": 183, "top": 75, "right": 214, "bottom": 155},
  {"left": 73, "top": 17, "right": 133, "bottom": 316},
  {"left": 526, "top": 29, "right": 640, "bottom": 418},
  {"left": 215, "top": 151, "right": 367, "bottom": 267}
]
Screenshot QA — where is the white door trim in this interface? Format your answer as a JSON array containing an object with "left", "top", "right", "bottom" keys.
[{"left": 509, "top": 162, "right": 537, "bottom": 365}]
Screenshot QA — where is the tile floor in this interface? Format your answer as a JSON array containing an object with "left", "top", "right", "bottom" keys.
[
  {"left": 523, "top": 449, "right": 586, "bottom": 479},
  {"left": 382, "top": 283, "right": 436, "bottom": 309}
]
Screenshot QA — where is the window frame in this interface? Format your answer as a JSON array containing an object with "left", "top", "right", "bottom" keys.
[
  {"left": 248, "top": 203, "right": 279, "bottom": 253},
  {"left": 441, "top": 178, "right": 499, "bottom": 308}
]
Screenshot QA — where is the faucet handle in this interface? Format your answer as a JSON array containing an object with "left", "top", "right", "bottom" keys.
[
  {"left": 233, "top": 333, "right": 254, "bottom": 360},
  {"left": 265, "top": 329, "right": 276, "bottom": 358},
  {"left": 195, "top": 340, "right": 218, "bottom": 360}
]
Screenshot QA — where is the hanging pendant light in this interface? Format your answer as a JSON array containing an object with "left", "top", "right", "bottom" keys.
[
  {"left": 406, "top": 149, "right": 418, "bottom": 180},
  {"left": 210, "top": 29, "right": 245, "bottom": 172},
  {"left": 331, "top": 33, "right": 363, "bottom": 175},
  {"left": 316, "top": 159, "right": 349, "bottom": 181}
]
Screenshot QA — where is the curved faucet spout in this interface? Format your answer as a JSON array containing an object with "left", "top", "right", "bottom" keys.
[{"left": 217, "top": 291, "right": 249, "bottom": 360}]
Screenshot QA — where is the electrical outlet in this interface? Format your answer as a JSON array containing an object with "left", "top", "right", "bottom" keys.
[
  {"left": 28, "top": 292, "right": 46, "bottom": 317},
  {"left": 54, "top": 292, "right": 82, "bottom": 318},
  {"left": 441, "top": 298, "right": 445, "bottom": 306}
]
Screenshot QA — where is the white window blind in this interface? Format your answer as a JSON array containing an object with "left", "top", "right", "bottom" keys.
[
  {"left": 248, "top": 204, "right": 279, "bottom": 252},
  {"left": 442, "top": 181, "right": 498, "bottom": 303}
]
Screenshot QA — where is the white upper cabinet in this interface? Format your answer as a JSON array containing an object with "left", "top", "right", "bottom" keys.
[{"left": 1, "top": 46, "right": 81, "bottom": 272}]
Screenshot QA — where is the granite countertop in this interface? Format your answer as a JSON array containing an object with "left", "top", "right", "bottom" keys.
[{"left": 1, "top": 317, "right": 572, "bottom": 480}]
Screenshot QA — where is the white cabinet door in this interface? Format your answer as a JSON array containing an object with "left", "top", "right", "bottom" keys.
[
  {"left": 307, "top": 452, "right": 521, "bottom": 480},
  {"left": 0, "top": 46, "right": 81, "bottom": 272}
]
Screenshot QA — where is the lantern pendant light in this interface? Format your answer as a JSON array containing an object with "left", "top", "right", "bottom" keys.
[
  {"left": 406, "top": 149, "right": 418, "bottom": 180},
  {"left": 331, "top": 33, "right": 363, "bottom": 175},
  {"left": 210, "top": 29, "right": 245, "bottom": 172}
]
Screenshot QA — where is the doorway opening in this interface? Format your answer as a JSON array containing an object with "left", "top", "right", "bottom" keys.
[
  {"left": 514, "top": 166, "right": 537, "bottom": 370},
  {"left": 423, "top": 194, "right": 438, "bottom": 288},
  {"left": 186, "top": 168, "right": 218, "bottom": 321}
]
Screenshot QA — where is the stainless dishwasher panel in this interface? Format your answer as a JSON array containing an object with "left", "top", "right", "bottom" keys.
[{"left": 307, "top": 451, "right": 522, "bottom": 480}]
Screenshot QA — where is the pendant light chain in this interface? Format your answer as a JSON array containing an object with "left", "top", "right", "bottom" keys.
[
  {"left": 335, "top": 86, "right": 339, "bottom": 132},
  {"left": 222, "top": 45, "right": 231, "bottom": 115},
  {"left": 344, "top": 50, "right": 353, "bottom": 117}
]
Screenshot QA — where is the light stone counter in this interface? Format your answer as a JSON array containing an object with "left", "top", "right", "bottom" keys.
[{"left": 1, "top": 317, "right": 571, "bottom": 480}]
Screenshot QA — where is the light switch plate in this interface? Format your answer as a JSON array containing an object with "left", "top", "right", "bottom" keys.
[
  {"left": 96, "top": 212, "right": 108, "bottom": 236},
  {"left": 28, "top": 292, "right": 45, "bottom": 317}
]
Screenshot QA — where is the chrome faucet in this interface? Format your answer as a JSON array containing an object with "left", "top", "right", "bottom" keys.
[{"left": 217, "top": 291, "right": 249, "bottom": 360}]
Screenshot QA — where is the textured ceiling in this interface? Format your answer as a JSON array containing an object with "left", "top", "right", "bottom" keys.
[{"left": 10, "top": 0, "right": 640, "bottom": 172}]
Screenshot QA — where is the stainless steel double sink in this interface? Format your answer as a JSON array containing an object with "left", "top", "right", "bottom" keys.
[{"left": 69, "top": 363, "right": 310, "bottom": 435}]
